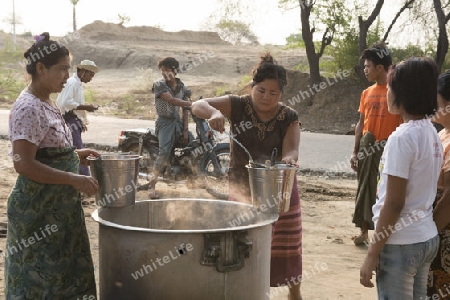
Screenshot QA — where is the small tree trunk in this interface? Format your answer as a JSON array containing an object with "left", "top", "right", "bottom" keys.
[
  {"left": 356, "top": 16, "right": 369, "bottom": 82},
  {"left": 73, "top": 5, "right": 77, "bottom": 32},
  {"left": 300, "top": 1, "right": 321, "bottom": 84},
  {"left": 433, "top": 0, "right": 450, "bottom": 72},
  {"left": 356, "top": 0, "right": 384, "bottom": 84}
]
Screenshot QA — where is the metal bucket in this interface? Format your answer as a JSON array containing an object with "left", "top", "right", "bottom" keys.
[
  {"left": 88, "top": 154, "right": 141, "bottom": 207},
  {"left": 92, "top": 199, "right": 278, "bottom": 300},
  {"left": 246, "top": 164, "right": 297, "bottom": 215}
]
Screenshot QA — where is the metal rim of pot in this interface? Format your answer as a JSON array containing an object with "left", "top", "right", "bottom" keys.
[{"left": 91, "top": 198, "right": 278, "bottom": 234}]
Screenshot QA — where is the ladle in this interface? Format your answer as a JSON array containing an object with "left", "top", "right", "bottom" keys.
[{"left": 270, "top": 148, "right": 277, "bottom": 166}]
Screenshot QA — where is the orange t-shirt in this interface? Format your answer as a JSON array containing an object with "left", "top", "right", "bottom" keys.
[
  {"left": 438, "top": 129, "right": 450, "bottom": 191},
  {"left": 358, "top": 83, "right": 402, "bottom": 141}
]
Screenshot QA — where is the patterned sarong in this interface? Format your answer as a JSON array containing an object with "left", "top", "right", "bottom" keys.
[{"left": 5, "top": 147, "right": 96, "bottom": 300}]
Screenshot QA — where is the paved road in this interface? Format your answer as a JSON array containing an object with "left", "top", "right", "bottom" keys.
[{"left": 0, "top": 109, "right": 354, "bottom": 173}]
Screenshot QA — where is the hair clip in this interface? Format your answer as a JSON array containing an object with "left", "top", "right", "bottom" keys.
[{"left": 33, "top": 35, "right": 45, "bottom": 44}]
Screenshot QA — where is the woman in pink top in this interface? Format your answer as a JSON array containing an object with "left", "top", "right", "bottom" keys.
[{"left": 5, "top": 32, "right": 100, "bottom": 299}]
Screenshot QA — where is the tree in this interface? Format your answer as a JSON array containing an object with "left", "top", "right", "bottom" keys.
[
  {"left": 70, "top": 0, "right": 80, "bottom": 32},
  {"left": 382, "top": 0, "right": 415, "bottom": 42},
  {"left": 355, "top": 0, "right": 384, "bottom": 81},
  {"left": 279, "top": 0, "right": 352, "bottom": 84},
  {"left": 354, "top": 0, "right": 419, "bottom": 82},
  {"left": 118, "top": 14, "right": 131, "bottom": 27},
  {"left": 216, "top": 20, "right": 259, "bottom": 45},
  {"left": 205, "top": 0, "right": 259, "bottom": 45},
  {"left": 433, "top": 0, "right": 450, "bottom": 72}
]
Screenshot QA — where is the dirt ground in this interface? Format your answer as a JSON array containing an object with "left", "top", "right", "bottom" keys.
[{"left": 0, "top": 139, "right": 378, "bottom": 299}]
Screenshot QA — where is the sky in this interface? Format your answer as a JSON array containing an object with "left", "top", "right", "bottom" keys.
[{"left": 0, "top": 0, "right": 302, "bottom": 45}]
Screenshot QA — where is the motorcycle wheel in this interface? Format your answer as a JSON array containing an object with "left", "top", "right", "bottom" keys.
[
  {"left": 125, "top": 143, "right": 158, "bottom": 190},
  {"left": 200, "top": 144, "right": 230, "bottom": 200}
]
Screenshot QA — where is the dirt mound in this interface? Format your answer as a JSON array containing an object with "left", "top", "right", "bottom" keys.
[
  {"left": 64, "top": 21, "right": 233, "bottom": 70},
  {"left": 76, "top": 21, "right": 230, "bottom": 45},
  {"left": 284, "top": 70, "right": 365, "bottom": 134}
]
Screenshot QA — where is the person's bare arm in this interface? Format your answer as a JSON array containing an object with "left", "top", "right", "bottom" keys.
[
  {"left": 191, "top": 95, "right": 232, "bottom": 132},
  {"left": 360, "top": 175, "right": 406, "bottom": 288},
  {"left": 76, "top": 104, "right": 98, "bottom": 112},
  {"left": 434, "top": 171, "right": 450, "bottom": 231},
  {"left": 160, "top": 92, "right": 192, "bottom": 107},
  {"left": 13, "top": 140, "right": 99, "bottom": 196},
  {"left": 350, "top": 113, "right": 364, "bottom": 171},
  {"left": 281, "top": 122, "right": 301, "bottom": 165}
]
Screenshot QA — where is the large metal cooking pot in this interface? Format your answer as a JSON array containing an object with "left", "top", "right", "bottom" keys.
[{"left": 92, "top": 198, "right": 278, "bottom": 300}]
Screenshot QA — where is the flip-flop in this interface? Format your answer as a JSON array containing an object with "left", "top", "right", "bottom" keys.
[{"left": 352, "top": 234, "right": 368, "bottom": 245}]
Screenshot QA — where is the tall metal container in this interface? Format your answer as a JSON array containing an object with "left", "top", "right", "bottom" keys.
[
  {"left": 92, "top": 199, "right": 278, "bottom": 300},
  {"left": 88, "top": 154, "right": 141, "bottom": 207},
  {"left": 246, "top": 164, "right": 297, "bottom": 215}
]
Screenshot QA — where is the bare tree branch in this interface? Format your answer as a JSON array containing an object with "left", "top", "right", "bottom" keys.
[
  {"left": 383, "top": 0, "right": 416, "bottom": 42},
  {"left": 363, "top": 0, "right": 384, "bottom": 29},
  {"left": 318, "top": 27, "right": 333, "bottom": 57}
]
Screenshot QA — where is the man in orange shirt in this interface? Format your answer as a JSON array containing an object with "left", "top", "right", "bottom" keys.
[{"left": 350, "top": 43, "right": 402, "bottom": 245}]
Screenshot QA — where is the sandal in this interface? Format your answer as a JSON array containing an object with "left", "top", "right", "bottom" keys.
[
  {"left": 352, "top": 234, "right": 368, "bottom": 246},
  {"left": 148, "top": 187, "right": 160, "bottom": 199}
]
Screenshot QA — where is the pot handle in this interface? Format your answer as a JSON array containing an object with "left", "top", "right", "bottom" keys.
[{"left": 201, "top": 231, "right": 253, "bottom": 273}]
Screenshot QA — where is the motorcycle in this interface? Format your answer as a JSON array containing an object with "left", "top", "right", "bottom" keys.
[{"left": 117, "top": 105, "right": 230, "bottom": 200}]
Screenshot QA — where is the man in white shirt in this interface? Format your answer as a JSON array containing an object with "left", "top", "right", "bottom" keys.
[{"left": 57, "top": 59, "right": 99, "bottom": 176}]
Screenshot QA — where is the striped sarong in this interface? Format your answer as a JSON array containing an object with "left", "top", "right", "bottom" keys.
[{"left": 270, "top": 176, "right": 302, "bottom": 286}]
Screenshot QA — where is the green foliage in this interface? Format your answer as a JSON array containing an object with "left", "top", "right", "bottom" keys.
[
  {"left": 294, "top": 60, "right": 310, "bottom": 73},
  {"left": 83, "top": 87, "right": 98, "bottom": 104},
  {"left": 390, "top": 45, "right": 426, "bottom": 64},
  {"left": 366, "top": 18, "right": 383, "bottom": 48},
  {"left": 1, "top": 39, "right": 23, "bottom": 63},
  {"left": 215, "top": 84, "right": 234, "bottom": 96},
  {"left": 285, "top": 32, "right": 305, "bottom": 49},
  {"left": 216, "top": 20, "right": 259, "bottom": 45},
  {"left": 0, "top": 70, "right": 26, "bottom": 105},
  {"left": 215, "top": 86, "right": 226, "bottom": 97},
  {"left": 0, "top": 39, "right": 27, "bottom": 105},
  {"left": 324, "top": 28, "right": 359, "bottom": 73},
  {"left": 238, "top": 75, "right": 252, "bottom": 89},
  {"left": 316, "top": 1, "right": 352, "bottom": 36},
  {"left": 116, "top": 93, "right": 143, "bottom": 115},
  {"left": 324, "top": 25, "right": 382, "bottom": 74}
]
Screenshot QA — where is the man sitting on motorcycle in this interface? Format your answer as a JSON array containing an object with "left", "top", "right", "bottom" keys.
[{"left": 149, "top": 57, "right": 194, "bottom": 199}]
